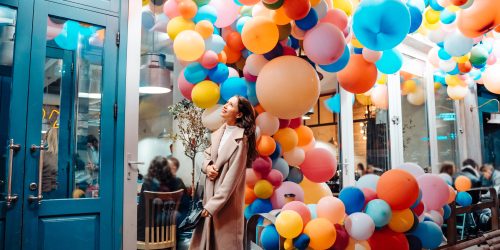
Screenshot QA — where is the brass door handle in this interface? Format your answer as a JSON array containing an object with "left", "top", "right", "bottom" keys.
[
  {"left": 29, "top": 139, "right": 46, "bottom": 205},
  {"left": 6, "top": 139, "right": 21, "bottom": 207}
]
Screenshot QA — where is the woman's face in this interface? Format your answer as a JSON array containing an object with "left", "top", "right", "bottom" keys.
[{"left": 221, "top": 96, "right": 242, "bottom": 123}]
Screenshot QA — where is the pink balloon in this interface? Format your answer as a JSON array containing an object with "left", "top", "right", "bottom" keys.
[
  {"left": 362, "top": 49, "right": 382, "bottom": 63},
  {"left": 266, "top": 169, "right": 284, "bottom": 187},
  {"left": 246, "top": 168, "right": 262, "bottom": 188},
  {"left": 303, "top": 23, "right": 346, "bottom": 65},
  {"left": 283, "top": 201, "right": 311, "bottom": 225},
  {"left": 371, "top": 84, "right": 388, "bottom": 110},
  {"left": 178, "top": 69, "right": 195, "bottom": 100},
  {"left": 47, "top": 17, "right": 63, "bottom": 40},
  {"left": 427, "top": 47, "right": 440, "bottom": 68},
  {"left": 209, "top": 0, "right": 240, "bottom": 28},
  {"left": 317, "top": 196, "right": 345, "bottom": 224},
  {"left": 252, "top": 156, "right": 272, "bottom": 177},
  {"left": 362, "top": 188, "right": 377, "bottom": 206},
  {"left": 270, "top": 181, "right": 305, "bottom": 209},
  {"left": 417, "top": 174, "right": 449, "bottom": 211},
  {"left": 300, "top": 147, "right": 337, "bottom": 183},
  {"left": 243, "top": 67, "right": 258, "bottom": 82},
  {"left": 320, "top": 9, "right": 348, "bottom": 31},
  {"left": 228, "top": 67, "right": 240, "bottom": 78},
  {"left": 473, "top": 36, "right": 483, "bottom": 44},
  {"left": 163, "top": 0, "right": 180, "bottom": 19},
  {"left": 291, "top": 23, "right": 306, "bottom": 40},
  {"left": 487, "top": 54, "right": 497, "bottom": 65},
  {"left": 199, "top": 50, "right": 219, "bottom": 69}
]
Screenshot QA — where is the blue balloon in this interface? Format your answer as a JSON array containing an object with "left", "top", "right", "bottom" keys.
[
  {"left": 184, "top": 63, "right": 208, "bottom": 84},
  {"left": 365, "top": 199, "right": 392, "bottom": 227},
  {"left": 440, "top": 9, "right": 456, "bottom": 24},
  {"left": 220, "top": 77, "right": 247, "bottom": 101},
  {"left": 438, "top": 48, "right": 452, "bottom": 60},
  {"left": 353, "top": 47, "right": 363, "bottom": 54},
  {"left": 295, "top": 8, "right": 318, "bottom": 31},
  {"left": 307, "top": 204, "right": 317, "bottom": 219},
  {"left": 272, "top": 158, "right": 290, "bottom": 179},
  {"left": 448, "top": 65, "right": 460, "bottom": 75},
  {"left": 411, "top": 189, "right": 422, "bottom": 209},
  {"left": 261, "top": 225, "right": 280, "bottom": 250},
  {"left": 444, "top": 32, "right": 473, "bottom": 57},
  {"left": 194, "top": 5, "right": 217, "bottom": 24},
  {"left": 242, "top": 49, "right": 253, "bottom": 58},
  {"left": 54, "top": 21, "right": 82, "bottom": 50},
  {"left": 407, "top": 3, "right": 423, "bottom": 33},
  {"left": 236, "top": 16, "right": 251, "bottom": 33},
  {"left": 470, "top": 70, "right": 482, "bottom": 80},
  {"left": 407, "top": 0, "right": 426, "bottom": 12},
  {"left": 244, "top": 205, "right": 253, "bottom": 219},
  {"left": 353, "top": 0, "right": 410, "bottom": 51},
  {"left": 264, "top": 43, "right": 283, "bottom": 60},
  {"left": 319, "top": 46, "right": 350, "bottom": 73},
  {"left": 246, "top": 81, "right": 259, "bottom": 106},
  {"left": 356, "top": 174, "right": 379, "bottom": 191},
  {"left": 269, "top": 142, "right": 282, "bottom": 161},
  {"left": 208, "top": 63, "right": 229, "bottom": 83},
  {"left": 443, "top": 204, "right": 451, "bottom": 220},
  {"left": 433, "top": 70, "right": 446, "bottom": 83},
  {"left": 205, "top": 35, "right": 226, "bottom": 54},
  {"left": 339, "top": 187, "right": 365, "bottom": 215},
  {"left": 141, "top": 10, "right": 155, "bottom": 29},
  {"left": 251, "top": 198, "right": 273, "bottom": 214},
  {"left": 456, "top": 191, "right": 472, "bottom": 206},
  {"left": 429, "top": 0, "right": 444, "bottom": 11},
  {"left": 410, "top": 221, "right": 443, "bottom": 249},
  {"left": 325, "top": 94, "right": 341, "bottom": 113},
  {"left": 293, "top": 234, "right": 310, "bottom": 250},
  {"left": 287, "top": 166, "right": 303, "bottom": 184},
  {"left": 376, "top": 48, "right": 403, "bottom": 74},
  {"left": 290, "top": 36, "right": 300, "bottom": 49}
]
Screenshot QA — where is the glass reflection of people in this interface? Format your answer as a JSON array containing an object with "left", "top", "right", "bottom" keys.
[
  {"left": 355, "top": 163, "right": 365, "bottom": 180},
  {"left": 439, "top": 161, "right": 456, "bottom": 178},
  {"left": 86, "top": 135, "right": 99, "bottom": 196},
  {"left": 42, "top": 128, "right": 58, "bottom": 192}
]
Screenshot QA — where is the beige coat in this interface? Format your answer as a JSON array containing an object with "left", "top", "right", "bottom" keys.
[{"left": 189, "top": 124, "right": 248, "bottom": 250}]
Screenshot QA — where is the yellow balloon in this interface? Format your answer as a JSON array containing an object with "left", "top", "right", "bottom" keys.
[
  {"left": 434, "top": 82, "right": 442, "bottom": 90},
  {"left": 377, "top": 73, "right": 387, "bottom": 84},
  {"left": 173, "top": 30, "right": 205, "bottom": 61},
  {"left": 356, "top": 94, "right": 372, "bottom": 106},
  {"left": 423, "top": 18, "right": 440, "bottom": 30},
  {"left": 299, "top": 177, "right": 333, "bottom": 204},
  {"left": 275, "top": 210, "right": 303, "bottom": 239},
  {"left": 425, "top": 8, "right": 441, "bottom": 24},
  {"left": 456, "top": 53, "right": 470, "bottom": 63},
  {"left": 447, "top": 5, "right": 460, "bottom": 12},
  {"left": 242, "top": 17, "right": 279, "bottom": 54},
  {"left": 333, "top": 0, "right": 353, "bottom": 16},
  {"left": 273, "top": 128, "right": 298, "bottom": 152},
  {"left": 351, "top": 38, "right": 364, "bottom": 48},
  {"left": 310, "top": 0, "right": 321, "bottom": 6},
  {"left": 402, "top": 80, "right": 417, "bottom": 94},
  {"left": 445, "top": 75, "right": 461, "bottom": 86},
  {"left": 284, "top": 238, "right": 293, "bottom": 249},
  {"left": 195, "top": 20, "right": 214, "bottom": 39},
  {"left": 253, "top": 180, "right": 274, "bottom": 199},
  {"left": 191, "top": 80, "right": 220, "bottom": 108},
  {"left": 142, "top": 0, "right": 149, "bottom": 6},
  {"left": 388, "top": 209, "right": 415, "bottom": 233},
  {"left": 167, "top": 17, "right": 195, "bottom": 40}
]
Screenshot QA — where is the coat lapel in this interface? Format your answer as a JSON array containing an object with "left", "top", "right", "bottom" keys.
[
  {"left": 214, "top": 126, "right": 244, "bottom": 170},
  {"left": 210, "top": 124, "right": 225, "bottom": 163}
]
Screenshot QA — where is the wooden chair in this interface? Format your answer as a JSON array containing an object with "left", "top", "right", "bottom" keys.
[{"left": 137, "top": 189, "right": 184, "bottom": 250}]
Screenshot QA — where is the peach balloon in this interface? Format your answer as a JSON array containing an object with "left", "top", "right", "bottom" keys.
[
  {"left": 447, "top": 85, "right": 468, "bottom": 100},
  {"left": 457, "top": 0, "right": 500, "bottom": 38},
  {"left": 283, "top": 147, "right": 306, "bottom": 166},
  {"left": 371, "top": 84, "right": 388, "bottom": 110},
  {"left": 317, "top": 196, "right": 346, "bottom": 224},
  {"left": 246, "top": 168, "right": 262, "bottom": 188},
  {"left": 338, "top": 55, "right": 378, "bottom": 94},
  {"left": 483, "top": 64, "right": 500, "bottom": 94},
  {"left": 295, "top": 125, "right": 314, "bottom": 147},
  {"left": 320, "top": 9, "right": 348, "bottom": 31},
  {"left": 195, "top": 20, "right": 214, "bottom": 39},
  {"left": 273, "top": 128, "right": 299, "bottom": 152}
]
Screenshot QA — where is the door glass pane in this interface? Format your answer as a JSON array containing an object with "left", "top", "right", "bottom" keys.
[
  {"left": 0, "top": 5, "right": 17, "bottom": 202},
  {"left": 42, "top": 16, "right": 105, "bottom": 199},
  {"left": 434, "top": 84, "right": 458, "bottom": 165}
]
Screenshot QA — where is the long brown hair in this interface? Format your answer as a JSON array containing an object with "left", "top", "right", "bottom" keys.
[{"left": 235, "top": 96, "right": 257, "bottom": 167}]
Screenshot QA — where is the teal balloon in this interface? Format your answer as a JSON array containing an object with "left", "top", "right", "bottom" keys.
[
  {"left": 194, "top": 5, "right": 217, "bottom": 23},
  {"left": 407, "top": 0, "right": 426, "bottom": 12},
  {"left": 353, "top": 0, "right": 410, "bottom": 51},
  {"left": 429, "top": 0, "right": 444, "bottom": 11},
  {"left": 355, "top": 174, "right": 379, "bottom": 191},
  {"left": 141, "top": 10, "right": 155, "bottom": 29},
  {"left": 272, "top": 158, "right": 290, "bottom": 179},
  {"left": 448, "top": 65, "right": 459, "bottom": 75},
  {"left": 444, "top": 32, "right": 473, "bottom": 57},
  {"left": 470, "top": 70, "right": 482, "bottom": 80},
  {"left": 443, "top": 204, "right": 451, "bottom": 220},
  {"left": 470, "top": 46, "right": 489, "bottom": 66},
  {"left": 376, "top": 49, "right": 403, "bottom": 74},
  {"left": 220, "top": 77, "right": 247, "bottom": 101},
  {"left": 407, "top": 3, "right": 423, "bottom": 33},
  {"left": 440, "top": 9, "right": 456, "bottom": 24},
  {"left": 261, "top": 225, "right": 280, "bottom": 250},
  {"left": 236, "top": 16, "right": 251, "bottom": 33},
  {"left": 208, "top": 63, "right": 229, "bottom": 83},
  {"left": 410, "top": 221, "right": 443, "bottom": 249},
  {"left": 325, "top": 94, "right": 341, "bottom": 113},
  {"left": 54, "top": 21, "right": 82, "bottom": 50},
  {"left": 365, "top": 199, "right": 392, "bottom": 227},
  {"left": 307, "top": 204, "right": 317, "bottom": 219},
  {"left": 246, "top": 81, "right": 259, "bottom": 106},
  {"left": 456, "top": 191, "right": 472, "bottom": 206},
  {"left": 205, "top": 35, "right": 226, "bottom": 54},
  {"left": 319, "top": 46, "right": 350, "bottom": 72},
  {"left": 433, "top": 70, "right": 446, "bottom": 83},
  {"left": 184, "top": 63, "right": 208, "bottom": 84},
  {"left": 438, "top": 48, "right": 451, "bottom": 60}
]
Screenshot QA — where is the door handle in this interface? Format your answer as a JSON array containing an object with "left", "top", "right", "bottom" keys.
[
  {"left": 29, "top": 140, "right": 46, "bottom": 205},
  {"left": 127, "top": 161, "right": 144, "bottom": 171},
  {"left": 6, "top": 139, "right": 21, "bottom": 207}
]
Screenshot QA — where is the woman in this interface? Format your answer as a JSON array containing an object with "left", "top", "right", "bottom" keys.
[
  {"left": 137, "top": 156, "right": 183, "bottom": 241},
  {"left": 190, "top": 96, "right": 257, "bottom": 250},
  {"left": 439, "top": 161, "right": 456, "bottom": 177}
]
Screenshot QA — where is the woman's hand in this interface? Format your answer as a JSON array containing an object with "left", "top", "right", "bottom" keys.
[
  {"left": 201, "top": 209, "right": 211, "bottom": 217},
  {"left": 207, "top": 165, "right": 219, "bottom": 181}
]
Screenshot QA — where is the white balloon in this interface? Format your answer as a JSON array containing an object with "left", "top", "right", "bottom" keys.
[
  {"left": 202, "top": 105, "right": 225, "bottom": 131},
  {"left": 370, "top": 84, "right": 388, "bottom": 110},
  {"left": 313, "top": 0, "right": 329, "bottom": 19},
  {"left": 438, "top": 173, "right": 453, "bottom": 185},
  {"left": 396, "top": 162, "right": 425, "bottom": 178},
  {"left": 428, "top": 29, "right": 447, "bottom": 44},
  {"left": 447, "top": 85, "right": 468, "bottom": 100},
  {"left": 362, "top": 48, "right": 382, "bottom": 63},
  {"left": 439, "top": 59, "right": 456, "bottom": 72},
  {"left": 407, "top": 87, "right": 426, "bottom": 106},
  {"left": 355, "top": 174, "right": 380, "bottom": 191},
  {"left": 345, "top": 213, "right": 375, "bottom": 241}
]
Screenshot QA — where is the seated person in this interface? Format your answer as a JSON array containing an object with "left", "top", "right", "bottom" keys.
[
  {"left": 480, "top": 164, "right": 500, "bottom": 193},
  {"left": 167, "top": 156, "right": 190, "bottom": 230}
]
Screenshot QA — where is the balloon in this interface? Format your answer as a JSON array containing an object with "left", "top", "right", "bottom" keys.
[
  {"left": 253, "top": 156, "right": 273, "bottom": 176},
  {"left": 410, "top": 221, "right": 443, "bottom": 249},
  {"left": 356, "top": 94, "right": 372, "bottom": 106},
  {"left": 191, "top": 80, "right": 220, "bottom": 108},
  {"left": 353, "top": 0, "right": 411, "bottom": 51},
  {"left": 456, "top": 191, "right": 473, "bottom": 206},
  {"left": 299, "top": 177, "right": 332, "bottom": 204},
  {"left": 220, "top": 77, "right": 247, "bottom": 101},
  {"left": 417, "top": 174, "right": 449, "bottom": 210},
  {"left": 365, "top": 199, "right": 392, "bottom": 227},
  {"left": 245, "top": 186, "right": 257, "bottom": 204},
  {"left": 208, "top": 0, "right": 239, "bottom": 28},
  {"left": 319, "top": 45, "right": 351, "bottom": 73},
  {"left": 261, "top": 225, "right": 280, "bottom": 250},
  {"left": 482, "top": 64, "right": 500, "bottom": 94},
  {"left": 283, "top": 201, "right": 311, "bottom": 225},
  {"left": 257, "top": 135, "right": 277, "bottom": 156},
  {"left": 362, "top": 49, "right": 382, "bottom": 63},
  {"left": 263, "top": 43, "right": 284, "bottom": 61},
  {"left": 272, "top": 158, "right": 289, "bottom": 179},
  {"left": 287, "top": 166, "right": 303, "bottom": 183},
  {"left": 294, "top": 126, "right": 313, "bottom": 147},
  {"left": 321, "top": 9, "right": 348, "bottom": 31},
  {"left": 470, "top": 45, "right": 489, "bottom": 66},
  {"left": 283, "top": 0, "right": 311, "bottom": 20},
  {"left": 256, "top": 112, "right": 280, "bottom": 136},
  {"left": 167, "top": 17, "right": 195, "bottom": 40},
  {"left": 456, "top": 0, "right": 500, "bottom": 38},
  {"left": 272, "top": 7, "right": 292, "bottom": 25},
  {"left": 295, "top": 9, "right": 318, "bottom": 31},
  {"left": 271, "top": 181, "right": 304, "bottom": 208},
  {"left": 256, "top": 56, "right": 320, "bottom": 119},
  {"left": 389, "top": 209, "right": 415, "bottom": 233},
  {"left": 293, "top": 234, "right": 311, "bottom": 250},
  {"left": 245, "top": 54, "right": 269, "bottom": 76},
  {"left": 407, "top": 3, "right": 423, "bottom": 33},
  {"left": 396, "top": 162, "right": 425, "bottom": 178},
  {"left": 377, "top": 169, "right": 419, "bottom": 210},
  {"left": 275, "top": 210, "right": 304, "bottom": 238},
  {"left": 371, "top": 84, "right": 388, "bottom": 110},
  {"left": 178, "top": 0, "right": 198, "bottom": 19},
  {"left": 202, "top": 105, "right": 225, "bottom": 131},
  {"left": 345, "top": 212, "right": 375, "bottom": 241},
  {"left": 317, "top": 196, "right": 346, "bottom": 224},
  {"left": 254, "top": 180, "right": 274, "bottom": 199},
  {"left": 208, "top": 63, "right": 229, "bottom": 83},
  {"left": 246, "top": 168, "right": 262, "bottom": 188},
  {"left": 407, "top": 87, "right": 426, "bottom": 106},
  {"left": 163, "top": 0, "right": 180, "bottom": 19},
  {"left": 447, "top": 85, "right": 468, "bottom": 100},
  {"left": 177, "top": 69, "right": 195, "bottom": 100},
  {"left": 300, "top": 148, "right": 337, "bottom": 183},
  {"left": 339, "top": 187, "right": 365, "bottom": 215},
  {"left": 303, "top": 218, "right": 337, "bottom": 249},
  {"left": 283, "top": 147, "right": 305, "bottom": 166},
  {"left": 454, "top": 176, "right": 472, "bottom": 191},
  {"left": 241, "top": 17, "right": 279, "bottom": 54},
  {"left": 376, "top": 49, "right": 403, "bottom": 74},
  {"left": 141, "top": 9, "right": 156, "bottom": 30},
  {"left": 424, "top": 8, "right": 440, "bottom": 24},
  {"left": 273, "top": 128, "right": 298, "bottom": 152},
  {"left": 289, "top": 118, "right": 302, "bottom": 129},
  {"left": 368, "top": 228, "right": 409, "bottom": 250},
  {"left": 338, "top": 55, "right": 377, "bottom": 94},
  {"left": 303, "top": 23, "right": 346, "bottom": 65},
  {"left": 443, "top": 31, "right": 474, "bottom": 57},
  {"left": 428, "top": 47, "right": 440, "bottom": 68},
  {"left": 331, "top": 224, "right": 349, "bottom": 250},
  {"left": 313, "top": 0, "right": 328, "bottom": 19},
  {"left": 443, "top": 204, "right": 451, "bottom": 220},
  {"left": 199, "top": 50, "right": 219, "bottom": 69},
  {"left": 195, "top": 21, "right": 214, "bottom": 39}
]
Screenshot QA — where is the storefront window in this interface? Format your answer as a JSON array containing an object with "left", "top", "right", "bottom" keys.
[{"left": 434, "top": 84, "right": 459, "bottom": 165}]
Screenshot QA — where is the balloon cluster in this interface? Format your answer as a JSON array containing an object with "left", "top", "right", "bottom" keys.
[
  {"left": 257, "top": 163, "right": 472, "bottom": 250},
  {"left": 421, "top": 0, "right": 500, "bottom": 99},
  {"left": 47, "top": 18, "right": 105, "bottom": 50}
]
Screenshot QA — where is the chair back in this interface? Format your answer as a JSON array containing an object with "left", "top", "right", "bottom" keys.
[{"left": 138, "top": 189, "right": 183, "bottom": 250}]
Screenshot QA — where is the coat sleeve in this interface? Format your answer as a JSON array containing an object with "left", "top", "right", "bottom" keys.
[
  {"left": 203, "top": 138, "right": 247, "bottom": 216},
  {"left": 201, "top": 146, "right": 212, "bottom": 174}
]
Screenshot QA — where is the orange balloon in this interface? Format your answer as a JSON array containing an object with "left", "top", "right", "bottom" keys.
[
  {"left": 96, "top": 29, "right": 105, "bottom": 41},
  {"left": 400, "top": 71, "right": 413, "bottom": 81},
  {"left": 273, "top": 128, "right": 299, "bottom": 152},
  {"left": 226, "top": 31, "right": 245, "bottom": 51},
  {"left": 224, "top": 46, "right": 242, "bottom": 64},
  {"left": 377, "top": 169, "right": 419, "bottom": 210},
  {"left": 283, "top": 0, "right": 311, "bottom": 20},
  {"left": 295, "top": 125, "right": 313, "bottom": 147},
  {"left": 255, "top": 104, "right": 266, "bottom": 114},
  {"left": 458, "top": 62, "right": 472, "bottom": 73},
  {"left": 338, "top": 55, "right": 377, "bottom": 94},
  {"left": 454, "top": 176, "right": 472, "bottom": 192},
  {"left": 195, "top": 20, "right": 214, "bottom": 39},
  {"left": 448, "top": 185, "right": 456, "bottom": 204},
  {"left": 457, "top": 0, "right": 500, "bottom": 38},
  {"left": 218, "top": 51, "right": 227, "bottom": 64},
  {"left": 241, "top": 17, "right": 279, "bottom": 54},
  {"left": 496, "top": 26, "right": 500, "bottom": 33},
  {"left": 245, "top": 186, "right": 257, "bottom": 204},
  {"left": 257, "top": 135, "right": 277, "bottom": 156},
  {"left": 178, "top": 0, "right": 198, "bottom": 19},
  {"left": 272, "top": 8, "right": 292, "bottom": 25}
]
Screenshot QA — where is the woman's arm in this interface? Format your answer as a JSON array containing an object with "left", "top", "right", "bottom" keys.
[{"left": 203, "top": 139, "right": 248, "bottom": 216}]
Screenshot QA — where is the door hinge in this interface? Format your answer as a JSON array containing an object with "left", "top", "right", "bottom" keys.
[
  {"left": 115, "top": 32, "right": 120, "bottom": 47},
  {"left": 71, "top": 63, "right": 74, "bottom": 72},
  {"left": 114, "top": 103, "right": 118, "bottom": 120}
]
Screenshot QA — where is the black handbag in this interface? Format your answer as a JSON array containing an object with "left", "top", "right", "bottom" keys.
[{"left": 178, "top": 181, "right": 204, "bottom": 231}]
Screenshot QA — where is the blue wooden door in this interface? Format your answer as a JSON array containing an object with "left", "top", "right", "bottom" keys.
[{"left": 1, "top": 0, "right": 119, "bottom": 249}]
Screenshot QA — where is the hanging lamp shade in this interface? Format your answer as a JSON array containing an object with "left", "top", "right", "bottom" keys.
[{"left": 140, "top": 53, "right": 171, "bottom": 94}]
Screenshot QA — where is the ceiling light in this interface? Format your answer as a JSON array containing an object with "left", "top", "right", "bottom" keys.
[{"left": 140, "top": 53, "right": 171, "bottom": 95}]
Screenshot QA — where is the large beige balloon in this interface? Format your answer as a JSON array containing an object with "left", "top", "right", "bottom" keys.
[
  {"left": 407, "top": 87, "right": 426, "bottom": 106},
  {"left": 483, "top": 64, "right": 500, "bottom": 94},
  {"left": 370, "top": 84, "right": 388, "bottom": 110},
  {"left": 447, "top": 85, "right": 468, "bottom": 100},
  {"left": 256, "top": 56, "right": 320, "bottom": 119},
  {"left": 202, "top": 105, "right": 225, "bottom": 131}
]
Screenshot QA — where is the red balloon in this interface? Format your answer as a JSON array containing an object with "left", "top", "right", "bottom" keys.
[
  {"left": 283, "top": 0, "right": 311, "bottom": 20},
  {"left": 368, "top": 228, "right": 409, "bottom": 250},
  {"left": 330, "top": 224, "right": 349, "bottom": 250},
  {"left": 300, "top": 148, "right": 337, "bottom": 183},
  {"left": 458, "top": 62, "right": 472, "bottom": 73},
  {"left": 252, "top": 156, "right": 272, "bottom": 177},
  {"left": 337, "top": 55, "right": 377, "bottom": 94},
  {"left": 412, "top": 201, "right": 425, "bottom": 216},
  {"left": 289, "top": 117, "right": 303, "bottom": 129},
  {"left": 266, "top": 169, "right": 284, "bottom": 187},
  {"left": 279, "top": 119, "right": 291, "bottom": 128},
  {"left": 226, "top": 31, "right": 245, "bottom": 51}
]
